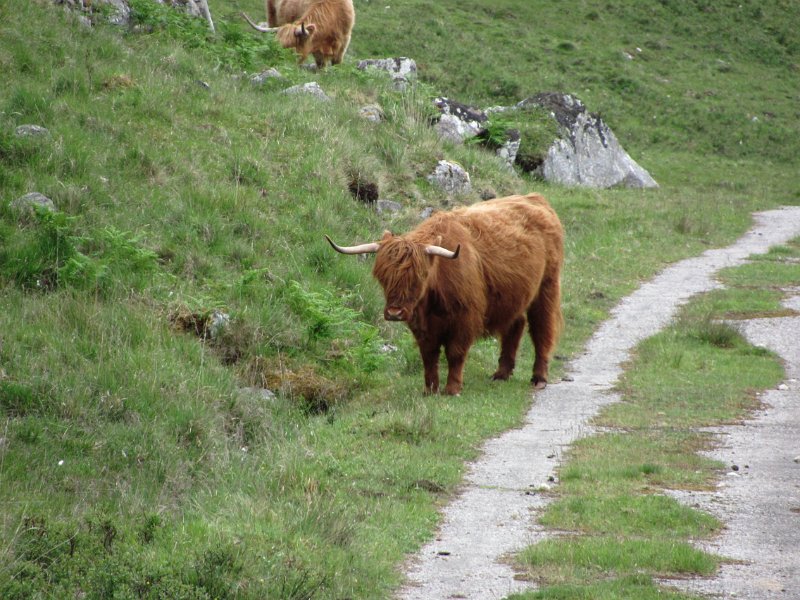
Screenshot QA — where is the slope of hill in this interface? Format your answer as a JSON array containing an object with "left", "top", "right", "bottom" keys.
[{"left": 1, "top": 0, "right": 798, "bottom": 597}]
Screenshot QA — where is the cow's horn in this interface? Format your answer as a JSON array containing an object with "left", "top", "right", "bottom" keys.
[
  {"left": 425, "top": 244, "right": 460, "bottom": 259},
  {"left": 325, "top": 235, "right": 380, "bottom": 255},
  {"left": 241, "top": 12, "right": 279, "bottom": 33}
]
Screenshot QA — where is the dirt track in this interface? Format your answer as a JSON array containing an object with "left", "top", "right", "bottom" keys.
[{"left": 395, "top": 206, "right": 800, "bottom": 600}]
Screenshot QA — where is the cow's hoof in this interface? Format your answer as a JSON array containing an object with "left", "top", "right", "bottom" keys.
[
  {"left": 531, "top": 377, "right": 547, "bottom": 390},
  {"left": 491, "top": 371, "right": 511, "bottom": 381}
]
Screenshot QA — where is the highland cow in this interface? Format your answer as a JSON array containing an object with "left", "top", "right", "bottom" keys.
[
  {"left": 242, "top": 0, "right": 355, "bottom": 68},
  {"left": 326, "top": 193, "right": 564, "bottom": 396}
]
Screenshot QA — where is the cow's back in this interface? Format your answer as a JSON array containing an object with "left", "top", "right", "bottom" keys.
[{"left": 458, "top": 194, "right": 563, "bottom": 333}]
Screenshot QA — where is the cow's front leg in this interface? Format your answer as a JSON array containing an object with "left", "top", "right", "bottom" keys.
[
  {"left": 417, "top": 339, "right": 441, "bottom": 394},
  {"left": 443, "top": 341, "right": 470, "bottom": 396}
]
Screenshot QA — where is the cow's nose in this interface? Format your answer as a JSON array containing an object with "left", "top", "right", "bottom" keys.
[{"left": 385, "top": 307, "right": 404, "bottom": 321}]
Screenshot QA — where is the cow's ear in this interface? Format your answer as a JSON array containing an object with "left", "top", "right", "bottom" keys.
[
  {"left": 304, "top": 23, "right": 317, "bottom": 34},
  {"left": 381, "top": 230, "right": 393, "bottom": 241}
]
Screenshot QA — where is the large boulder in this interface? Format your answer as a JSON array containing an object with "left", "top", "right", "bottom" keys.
[
  {"left": 518, "top": 93, "right": 658, "bottom": 189},
  {"left": 429, "top": 92, "right": 658, "bottom": 189}
]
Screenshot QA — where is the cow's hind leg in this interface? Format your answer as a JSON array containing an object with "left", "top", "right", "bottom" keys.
[
  {"left": 492, "top": 315, "right": 525, "bottom": 381},
  {"left": 527, "top": 276, "right": 562, "bottom": 389}
]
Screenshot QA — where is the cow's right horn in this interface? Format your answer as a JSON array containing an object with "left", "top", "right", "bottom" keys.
[
  {"left": 425, "top": 244, "right": 460, "bottom": 259},
  {"left": 325, "top": 235, "right": 380, "bottom": 255},
  {"left": 241, "top": 12, "right": 279, "bottom": 32}
]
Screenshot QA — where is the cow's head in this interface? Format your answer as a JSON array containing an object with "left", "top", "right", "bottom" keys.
[
  {"left": 325, "top": 232, "right": 460, "bottom": 322},
  {"left": 276, "top": 21, "right": 316, "bottom": 51},
  {"left": 241, "top": 13, "right": 316, "bottom": 48}
]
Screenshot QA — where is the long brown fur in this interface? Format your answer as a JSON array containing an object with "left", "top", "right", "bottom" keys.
[
  {"left": 265, "top": 0, "right": 313, "bottom": 26},
  {"left": 272, "top": 0, "right": 354, "bottom": 68},
  {"left": 371, "top": 193, "right": 564, "bottom": 395}
]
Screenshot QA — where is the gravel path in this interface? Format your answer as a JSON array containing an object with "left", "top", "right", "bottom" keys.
[{"left": 395, "top": 206, "right": 800, "bottom": 600}]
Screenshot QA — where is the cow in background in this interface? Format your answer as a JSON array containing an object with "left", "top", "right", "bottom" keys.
[
  {"left": 326, "top": 193, "right": 564, "bottom": 396},
  {"left": 242, "top": 0, "right": 355, "bottom": 69}
]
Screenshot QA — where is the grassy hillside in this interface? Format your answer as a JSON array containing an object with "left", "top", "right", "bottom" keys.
[{"left": 1, "top": 0, "right": 798, "bottom": 598}]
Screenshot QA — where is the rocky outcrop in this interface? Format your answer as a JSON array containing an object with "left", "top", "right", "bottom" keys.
[
  {"left": 430, "top": 93, "right": 658, "bottom": 189},
  {"left": 519, "top": 93, "right": 658, "bottom": 189}
]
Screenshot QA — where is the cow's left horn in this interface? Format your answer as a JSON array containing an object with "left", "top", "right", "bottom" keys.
[
  {"left": 241, "top": 12, "right": 279, "bottom": 32},
  {"left": 325, "top": 235, "right": 380, "bottom": 255},
  {"left": 425, "top": 244, "right": 460, "bottom": 259}
]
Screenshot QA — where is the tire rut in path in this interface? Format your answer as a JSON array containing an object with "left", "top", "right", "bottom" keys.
[{"left": 395, "top": 206, "right": 800, "bottom": 600}]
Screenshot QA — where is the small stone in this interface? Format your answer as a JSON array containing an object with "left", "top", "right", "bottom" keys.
[
  {"left": 376, "top": 199, "right": 402, "bottom": 215},
  {"left": 794, "top": 456, "right": 800, "bottom": 464},
  {"left": 358, "top": 104, "right": 384, "bottom": 123},
  {"left": 207, "top": 310, "right": 230, "bottom": 339},
  {"left": 282, "top": 82, "right": 330, "bottom": 101},
  {"left": 10, "top": 192, "right": 56, "bottom": 217},
  {"left": 778, "top": 383, "right": 789, "bottom": 391},
  {"left": 15, "top": 124, "right": 50, "bottom": 137},
  {"left": 731, "top": 464, "right": 739, "bottom": 472},
  {"left": 250, "top": 68, "right": 283, "bottom": 86},
  {"left": 240, "top": 387, "right": 276, "bottom": 402}
]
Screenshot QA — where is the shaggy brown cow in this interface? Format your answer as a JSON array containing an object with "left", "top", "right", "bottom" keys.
[
  {"left": 242, "top": 0, "right": 354, "bottom": 68},
  {"left": 326, "top": 193, "right": 564, "bottom": 396}
]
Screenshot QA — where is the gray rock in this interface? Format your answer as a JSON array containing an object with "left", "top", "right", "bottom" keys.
[
  {"left": 281, "top": 81, "right": 330, "bottom": 101},
  {"left": 519, "top": 92, "right": 658, "bottom": 189},
  {"left": 207, "top": 310, "right": 230, "bottom": 339},
  {"left": 358, "top": 104, "right": 384, "bottom": 123},
  {"left": 419, "top": 207, "right": 435, "bottom": 219},
  {"left": 376, "top": 199, "right": 402, "bottom": 215},
  {"left": 10, "top": 192, "right": 56, "bottom": 216},
  {"left": 15, "top": 124, "right": 50, "bottom": 138},
  {"left": 432, "top": 97, "right": 487, "bottom": 144},
  {"left": 357, "top": 57, "right": 417, "bottom": 80},
  {"left": 435, "top": 114, "right": 481, "bottom": 145},
  {"left": 427, "top": 160, "right": 471, "bottom": 196},
  {"left": 97, "top": 0, "right": 130, "bottom": 25},
  {"left": 240, "top": 387, "right": 277, "bottom": 402},
  {"left": 496, "top": 129, "right": 521, "bottom": 170},
  {"left": 250, "top": 68, "right": 283, "bottom": 86},
  {"left": 391, "top": 75, "right": 411, "bottom": 92}
]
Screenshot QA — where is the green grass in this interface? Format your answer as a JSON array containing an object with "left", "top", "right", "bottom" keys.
[{"left": 1, "top": 0, "right": 799, "bottom": 597}]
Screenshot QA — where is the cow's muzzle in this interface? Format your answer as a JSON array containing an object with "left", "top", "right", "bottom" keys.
[{"left": 384, "top": 307, "right": 406, "bottom": 322}]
